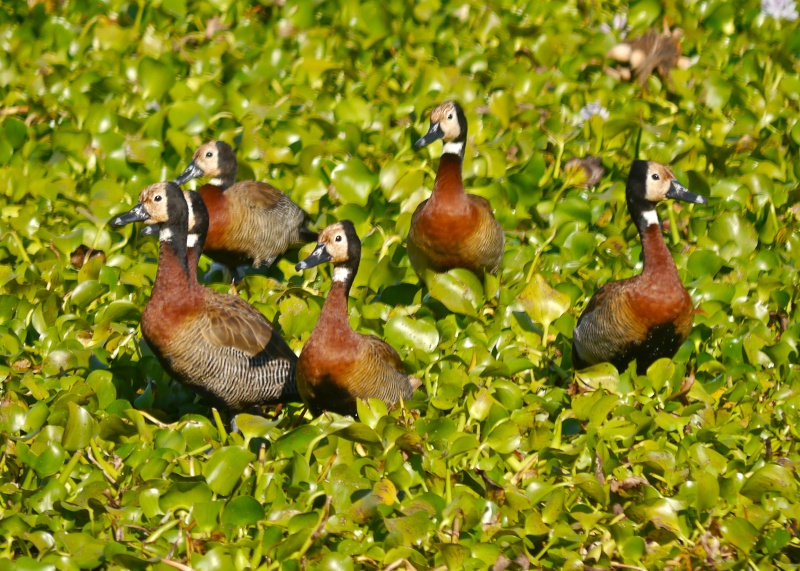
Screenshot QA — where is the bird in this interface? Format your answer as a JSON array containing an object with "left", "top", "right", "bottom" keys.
[
  {"left": 172, "top": 140, "right": 317, "bottom": 272},
  {"left": 294, "top": 221, "right": 420, "bottom": 417},
  {"left": 110, "top": 181, "right": 300, "bottom": 411},
  {"left": 407, "top": 101, "right": 505, "bottom": 279},
  {"left": 606, "top": 25, "right": 691, "bottom": 85},
  {"left": 572, "top": 160, "right": 708, "bottom": 376}
]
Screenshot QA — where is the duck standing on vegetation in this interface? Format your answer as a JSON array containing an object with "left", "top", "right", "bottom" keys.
[
  {"left": 295, "top": 221, "right": 420, "bottom": 416},
  {"left": 111, "top": 182, "right": 300, "bottom": 410},
  {"left": 408, "top": 101, "right": 505, "bottom": 279},
  {"left": 173, "top": 140, "right": 317, "bottom": 271},
  {"left": 572, "top": 161, "right": 707, "bottom": 375}
]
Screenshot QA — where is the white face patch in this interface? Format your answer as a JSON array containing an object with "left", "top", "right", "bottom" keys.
[
  {"left": 332, "top": 266, "right": 351, "bottom": 283},
  {"left": 641, "top": 209, "right": 660, "bottom": 226},
  {"left": 442, "top": 141, "right": 464, "bottom": 155},
  {"left": 159, "top": 227, "right": 174, "bottom": 242},
  {"left": 209, "top": 177, "right": 224, "bottom": 186},
  {"left": 187, "top": 234, "right": 199, "bottom": 248}
]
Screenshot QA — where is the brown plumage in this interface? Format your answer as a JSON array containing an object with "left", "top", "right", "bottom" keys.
[
  {"left": 111, "top": 182, "right": 300, "bottom": 410},
  {"left": 606, "top": 26, "right": 690, "bottom": 84},
  {"left": 295, "top": 221, "right": 419, "bottom": 417},
  {"left": 572, "top": 160, "right": 707, "bottom": 375},
  {"left": 173, "top": 140, "right": 317, "bottom": 270},
  {"left": 408, "top": 101, "right": 505, "bottom": 279}
]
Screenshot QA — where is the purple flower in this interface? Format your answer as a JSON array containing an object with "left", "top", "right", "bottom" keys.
[
  {"left": 601, "top": 13, "right": 630, "bottom": 38},
  {"left": 761, "top": 0, "right": 799, "bottom": 20},
  {"left": 579, "top": 103, "right": 610, "bottom": 124}
]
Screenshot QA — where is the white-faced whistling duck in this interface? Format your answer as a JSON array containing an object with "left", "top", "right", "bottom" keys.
[
  {"left": 295, "top": 221, "right": 420, "bottom": 417},
  {"left": 111, "top": 182, "right": 300, "bottom": 410},
  {"left": 408, "top": 101, "right": 505, "bottom": 279},
  {"left": 572, "top": 160, "right": 708, "bottom": 375},
  {"left": 173, "top": 140, "right": 318, "bottom": 271}
]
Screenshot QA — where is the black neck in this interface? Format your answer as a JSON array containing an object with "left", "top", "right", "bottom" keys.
[{"left": 627, "top": 194, "right": 660, "bottom": 236}]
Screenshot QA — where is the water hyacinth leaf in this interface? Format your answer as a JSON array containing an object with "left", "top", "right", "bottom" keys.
[
  {"left": 485, "top": 420, "right": 521, "bottom": 454},
  {"left": 720, "top": 517, "right": 758, "bottom": 554},
  {"left": 333, "top": 421, "right": 382, "bottom": 446},
  {"left": 384, "top": 315, "right": 439, "bottom": 353},
  {"left": 318, "top": 553, "right": 355, "bottom": 571},
  {"left": 384, "top": 510, "right": 432, "bottom": 545},
  {"left": 352, "top": 479, "right": 397, "bottom": 523},
  {"left": 331, "top": 158, "right": 377, "bottom": 206},
  {"left": 518, "top": 274, "right": 570, "bottom": 342},
  {"left": 138, "top": 58, "right": 175, "bottom": 101},
  {"left": 221, "top": 495, "right": 265, "bottom": 527},
  {"left": 68, "top": 280, "right": 108, "bottom": 308},
  {"left": 167, "top": 101, "right": 209, "bottom": 135},
  {"left": 574, "top": 363, "right": 621, "bottom": 393},
  {"left": 203, "top": 447, "right": 255, "bottom": 496},
  {"left": 708, "top": 212, "right": 758, "bottom": 260},
  {"left": 234, "top": 413, "right": 279, "bottom": 443},
  {"left": 425, "top": 269, "right": 484, "bottom": 316},
  {"left": 160, "top": 482, "right": 213, "bottom": 512},
  {"left": 628, "top": 0, "right": 662, "bottom": 27},
  {"left": 439, "top": 543, "right": 470, "bottom": 571},
  {"left": 57, "top": 532, "right": 106, "bottom": 569},
  {"left": 272, "top": 425, "right": 326, "bottom": 458},
  {"left": 644, "top": 499, "right": 683, "bottom": 535},
  {"left": 695, "top": 472, "right": 720, "bottom": 513},
  {"left": 619, "top": 536, "right": 646, "bottom": 563},
  {"left": 62, "top": 403, "right": 93, "bottom": 451},
  {"left": 739, "top": 464, "right": 797, "bottom": 501}
]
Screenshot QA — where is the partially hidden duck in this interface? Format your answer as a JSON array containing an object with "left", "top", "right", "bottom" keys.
[
  {"left": 408, "top": 101, "right": 505, "bottom": 279},
  {"left": 295, "top": 221, "right": 420, "bottom": 416},
  {"left": 111, "top": 182, "right": 300, "bottom": 410},
  {"left": 572, "top": 160, "right": 707, "bottom": 375},
  {"left": 173, "top": 140, "right": 317, "bottom": 271}
]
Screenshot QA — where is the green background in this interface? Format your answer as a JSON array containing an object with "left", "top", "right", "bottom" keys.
[{"left": 0, "top": 0, "right": 799, "bottom": 569}]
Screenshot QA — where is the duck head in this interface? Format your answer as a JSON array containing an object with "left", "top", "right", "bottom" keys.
[
  {"left": 296, "top": 221, "right": 361, "bottom": 283},
  {"left": 416, "top": 101, "right": 468, "bottom": 156},
  {"left": 627, "top": 160, "right": 707, "bottom": 228},
  {"left": 110, "top": 181, "right": 189, "bottom": 242},
  {"left": 174, "top": 141, "right": 237, "bottom": 187}
]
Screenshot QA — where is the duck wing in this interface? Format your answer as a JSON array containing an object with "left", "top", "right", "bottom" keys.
[{"left": 201, "top": 293, "right": 297, "bottom": 362}]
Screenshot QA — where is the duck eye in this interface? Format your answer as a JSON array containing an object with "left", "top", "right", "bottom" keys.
[
  {"left": 154, "top": 195, "right": 162, "bottom": 202},
  {"left": 335, "top": 235, "right": 342, "bottom": 242},
  {"left": 205, "top": 151, "right": 213, "bottom": 158},
  {"left": 447, "top": 113, "right": 453, "bottom": 120},
  {"left": 651, "top": 173, "right": 660, "bottom": 180}
]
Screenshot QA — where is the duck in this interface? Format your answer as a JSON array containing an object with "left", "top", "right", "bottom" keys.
[
  {"left": 295, "top": 221, "right": 419, "bottom": 416},
  {"left": 111, "top": 181, "right": 300, "bottom": 411},
  {"left": 572, "top": 160, "right": 707, "bottom": 376},
  {"left": 173, "top": 140, "right": 318, "bottom": 271},
  {"left": 408, "top": 101, "right": 505, "bottom": 279},
  {"left": 606, "top": 25, "right": 691, "bottom": 85}
]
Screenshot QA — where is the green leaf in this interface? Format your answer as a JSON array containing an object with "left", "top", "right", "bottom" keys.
[
  {"left": 221, "top": 495, "right": 265, "bottom": 527},
  {"left": 138, "top": 57, "right": 175, "bottom": 100},
  {"left": 518, "top": 274, "right": 570, "bottom": 340},
  {"left": 720, "top": 517, "right": 758, "bottom": 554},
  {"left": 331, "top": 158, "right": 377, "bottom": 206},
  {"left": 203, "top": 447, "right": 255, "bottom": 496},
  {"left": 384, "top": 315, "right": 439, "bottom": 353},
  {"left": 333, "top": 421, "right": 382, "bottom": 446},
  {"left": 62, "top": 403, "right": 93, "bottom": 451},
  {"left": 426, "top": 269, "right": 484, "bottom": 316},
  {"left": 740, "top": 464, "right": 797, "bottom": 501},
  {"left": 485, "top": 420, "right": 521, "bottom": 454}
]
